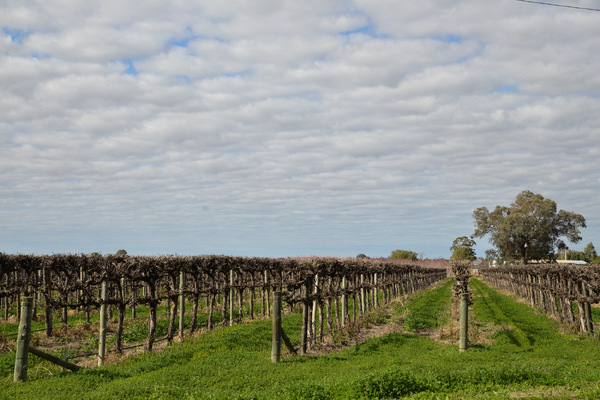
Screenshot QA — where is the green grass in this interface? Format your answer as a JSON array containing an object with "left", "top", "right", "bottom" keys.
[
  {"left": 2, "top": 278, "right": 600, "bottom": 399},
  {"left": 401, "top": 278, "right": 453, "bottom": 331}
]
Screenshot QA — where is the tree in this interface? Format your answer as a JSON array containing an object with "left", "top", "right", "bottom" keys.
[
  {"left": 115, "top": 249, "right": 128, "bottom": 256},
  {"left": 583, "top": 242, "right": 597, "bottom": 262},
  {"left": 356, "top": 253, "right": 369, "bottom": 259},
  {"left": 389, "top": 249, "right": 418, "bottom": 260},
  {"left": 472, "top": 190, "right": 586, "bottom": 264},
  {"left": 485, "top": 249, "right": 498, "bottom": 261},
  {"left": 450, "top": 236, "right": 476, "bottom": 260},
  {"left": 566, "top": 250, "right": 587, "bottom": 261}
]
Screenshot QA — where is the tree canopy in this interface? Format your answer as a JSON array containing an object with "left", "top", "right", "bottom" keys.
[
  {"left": 389, "top": 249, "right": 418, "bottom": 260},
  {"left": 584, "top": 242, "right": 597, "bottom": 262},
  {"left": 450, "top": 236, "right": 477, "bottom": 260},
  {"left": 472, "top": 190, "right": 586, "bottom": 264},
  {"left": 564, "top": 242, "right": 598, "bottom": 263}
]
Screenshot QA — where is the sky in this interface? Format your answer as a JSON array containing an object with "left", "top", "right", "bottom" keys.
[{"left": 1, "top": 0, "right": 599, "bottom": 259}]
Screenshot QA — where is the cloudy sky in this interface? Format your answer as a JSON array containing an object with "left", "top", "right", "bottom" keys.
[{"left": 1, "top": 1, "right": 599, "bottom": 259}]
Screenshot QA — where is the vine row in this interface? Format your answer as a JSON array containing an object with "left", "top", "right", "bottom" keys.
[
  {"left": 480, "top": 264, "right": 600, "bottom": 334},
  {"left": 1, "top": 254, "right": 446, "bottom": 356}
]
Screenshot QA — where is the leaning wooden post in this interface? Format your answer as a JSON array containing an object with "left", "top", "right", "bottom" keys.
[
  {"left": 14, "top": 297, "right": 33, "bottom": 382},
  {"left": 271, "top": 291, "right": 282, "bottom": 363},
  {"left": 179, "top": 269, "right": 185, "bottom": 340},
  {"left": 98, "top": 279, "right": 108, "bottom": 366},
  {"left": 459, "top": 293, "right": 469, "bottom": 352}
]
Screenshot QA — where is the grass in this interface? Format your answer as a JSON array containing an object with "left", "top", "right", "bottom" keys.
[
  {"left": 2, "top": 278, "right": 600, "bottom": 399},
  {"left": 401, "top": 278, "right": 453, "bottom": 331}
]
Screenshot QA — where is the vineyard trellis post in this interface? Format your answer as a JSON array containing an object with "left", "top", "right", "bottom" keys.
[
  {"left": 341, "top": 275, "right": 347, "bottom": 327},
  {"left": 360, "top": 274, "right": 365, "bottom": 315},
  {"left": 301, "top": 279, "right": 310, "bottom": 355},
  {"left": 229, "top": 269, "right": 234, "bottom": 327},
  {"left": 98, "top": 279, "right": 108, "bottom": 366},
  {"left": 459, "top": 293, "right": 469, "bottom": 352},
  {"left": 271, "top": 291, "right": 282, "bottom": 363},
  {"left": 373, "top": 272, "right": 379, "bottom": 308},
  {"left": 311, "top": 274, "right": 319, "bottom": 346},
  {"left": 43, "top": 266, "right": 53, "bottom": 338},
  {"left": 265, "top": 270, "right": 271, "bottom": 316},
  {"left": 451, "top": 260, "right": 471, "bottom": 352},
  {"left": 14, "top": 297, "right": 33, "bottom": 382},
  {"left": 116, "top": 277, "right": 126, "bottom": 354},
  {"left": 179, "top": 269, "right": 185, "bottom": 340},
  {"left": 582, "top": 282, "right": 593, "bottom": 334}
]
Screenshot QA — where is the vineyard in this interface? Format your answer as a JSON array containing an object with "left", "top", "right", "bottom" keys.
[
  {"left": 3, "top": 256, "right": 600, "bottom": 399},
  {"left": 0, "top": 253, "right": 445, "bottom": 369}
]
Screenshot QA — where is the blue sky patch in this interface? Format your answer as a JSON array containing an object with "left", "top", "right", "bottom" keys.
[
  {"left": 428, "top": 34, "right": 463, "bottom": 44},
  {"left": 123, "top": 60, "right": 138, "bottom": 76},
  {"left": 175, "top": 75, "right": 191, "bottom": 84},
  {"left": 2, "top": 27, "right": 30, "bottom": 44},
  {"left": 339, "top": 19, "right": 388, "bottom": 39},
  {"left": 496, "top": 85, "right": 519, "bottom": 93}
]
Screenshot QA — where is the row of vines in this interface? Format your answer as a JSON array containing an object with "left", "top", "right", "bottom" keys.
[
  {"left": 1, "top": 254, "right": 446, "bottom": 360},
  {"left": 480, "top": 264, "right": 600, "bottom": 334}
]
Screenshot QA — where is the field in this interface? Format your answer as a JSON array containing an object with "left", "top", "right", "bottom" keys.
[{"left": 2, "top": 278, "right": 600, "bottom": 399}]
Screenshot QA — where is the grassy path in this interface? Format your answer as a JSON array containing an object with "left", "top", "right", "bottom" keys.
[{"left": 2, "top": 278, "right": 600, "bottom": 399}]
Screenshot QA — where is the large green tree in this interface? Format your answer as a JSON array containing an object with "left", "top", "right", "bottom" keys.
[{"left": 472, "top": 190, "right": 586, "bottom": 264}]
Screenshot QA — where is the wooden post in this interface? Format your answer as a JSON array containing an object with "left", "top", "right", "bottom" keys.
[
  {"left": 80, "top": 268, "right": 90, "bottom": 324},
  {"left": 179, "top": 269, "right": 185, "bottom": 340},
  {"left": 120, "top": 277, "right": 127, "bottom": 307},
  {"left": 131, "top": 283, "right": 137, "bottom": 320},
  {"left": 229, "top": 269, "right": 234, "bottom": 326},
  {"left": 311, "top": 274, "right": 319, "bottom": 345},
  {"left": 272, "top": 291, "right": 282, "bottom": 363},
  {"left": 147, "top": 284, "right": 158, "bottom": 351},
  {"left": 78, "top": 266, "right": 83, "bottom": 312},
  {"left": 360, "top": 274, "right": 365, "bottom": 315},
  {"left": 116, "top": 277, "right": 126, "bottom": 353},
  {"left": 264, "top": 270, "right": 270, "bottom": 316},
  {"left": 14, "top": 297, "right": 33, "bottom": 382},
  {"left": 3, "top": 294, "right": 8, "bottom": 321},
  {"left": 43, "top": 267, "right": 53, "bottom": 338},
  {"left": 29, "top": 347, "right": 80, "bottom": 371},
  {"left": 459, "top": 293, "right": 468, "bottom": 352},
  {"left": 373, "top": 273, "right": 379, "bottom": 308},
  {"left": 583, "top": 282, "right": 593, "bottom": 333},
  {"left": 301, "top": 280, "right": 310, "bottom": 355},
  {"left": 341, "top": 276, "right": 347, "bottom": 327},
  {"left": 98, "top": 280, "right": 108, "bottom": 366}
]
